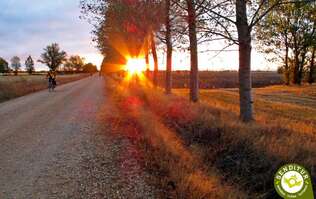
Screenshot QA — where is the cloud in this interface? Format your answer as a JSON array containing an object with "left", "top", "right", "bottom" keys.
[{"left": 0, "top": 0, "right": 101, "bottom": 70}]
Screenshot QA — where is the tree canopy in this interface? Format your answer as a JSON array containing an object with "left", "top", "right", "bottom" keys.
[
  {"left": 83, "top": 63, "right": 98, "bottom": 73},
  {"left": 38, "top": 43, "right": 67, "bottom": 71},
  {"left": 10, "top": 56, "right": 21, "bottom": 75},
  {"left": 257, "top": 0, "right": 316, "bottom": 85},
  {"left": 64, "top": 55, "right": 85, "bottom": 71},
  {"left": 25, "top": 56, "right": 35, "bottom": 74},
  {"left": 0, "top": 57, "right": 9, "bottom": 73}
]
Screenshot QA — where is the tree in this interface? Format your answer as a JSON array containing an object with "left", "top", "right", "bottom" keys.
[
  {"left": 169, "top": 0, "right": 207, "bottom": 101},
  {"left": 38, "top": 43, "right": 67, "bottom": 71},
  {"left": 308, "top": 45, "right": 315, "bottom": 84},
  {"left": 151, "top": 32, "right": 159, "bottom": 86},
  {"left": 257, "top": 1, "right": 316, "bottom": 85},
  {"left": 199, "top": 0, "right": 298, "bottom": 122},
  {"left": 140, "top": 1, "right": 164, "bottom": 84},
  {"left": 145, "top": 37, "right": 150, "bottom": 77},
  {"left": 235, "top": 0, "right": 253, "bottom": 122},
  {"left": 165, "top": 0, "right": 172, "bottom": 94},
  {"left": 81, "top": 0, "right": 164, "bottom": 76},
  {"left": 83, "top": 63, "right": 98, "bottom": 73},
  {"left": 0, "top": 57, "right": 9, "bottom": 73},
  {"left": 256, "top": 3, "right": 292, "bottom": 85},
  {"left": 11, "top": 56, "right": 21, "bottom": 76},
  {"left": 25, "top": 56, "right": 35, "bottom": 74},
  {"left": 290, "top": 3, "right": 315, "bottom": 85},
  {"left": 157, "top": 0, "right": 187, "bottom": 94},
  {"left": 65, "top": 55, "right": 85, "bottom": 72},
  {"left": 186, "top": 0, "right": 199, "bottom": 102}
]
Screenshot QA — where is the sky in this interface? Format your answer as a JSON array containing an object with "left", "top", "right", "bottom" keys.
[
  {"left": 0, "top": 0, "right": 277, "bottom": 71},
  {"left": 151, "top": 42, "right": 278, "bottom": 71},
  {"left": 0, "top": 0, "right": 103, "bottom": 71}
]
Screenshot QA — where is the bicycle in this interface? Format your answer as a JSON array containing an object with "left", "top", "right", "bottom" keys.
[{"left": 48, "top": 78, "right": 56, "bottom": 92}]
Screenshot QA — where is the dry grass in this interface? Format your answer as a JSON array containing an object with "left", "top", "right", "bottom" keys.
[
  {"left": 175, "top": 84, "right": 316, "bottom": 134},
  {"left": 173, "top": 84, "right": 316, "bottom": 197},
  {"left": 0, "top": 74, "right": 89, "bottom": 102},
  {"left": 102, "top": 78, "right": 248, "bottom": 198},
  {"left": 102, "top": 76, "right": 316, "bottom": 198}
]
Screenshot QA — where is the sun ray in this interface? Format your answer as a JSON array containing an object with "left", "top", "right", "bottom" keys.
[{"left": 125, "top": 58, "right": 146, "bottom": 75}]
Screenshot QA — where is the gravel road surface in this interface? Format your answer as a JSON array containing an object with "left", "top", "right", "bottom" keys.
[{"left": 0, "top": 76, "right": 156, "bottom": 199}]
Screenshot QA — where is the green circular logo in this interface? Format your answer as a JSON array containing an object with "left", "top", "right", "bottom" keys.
[{"left": 274, "top": 163, "right": 313, "bottom": 199}]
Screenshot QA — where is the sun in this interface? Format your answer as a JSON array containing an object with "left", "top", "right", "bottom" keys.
[{"left": 125, "top": 58, "right": 147, "bottom": 75}]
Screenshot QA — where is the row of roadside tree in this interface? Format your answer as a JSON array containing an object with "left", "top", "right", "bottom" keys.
[
  {"left": 0, "top": 43, "right": 98, "bottom": 75},
  {"left": 81, "top": 0, "right": 315, "bottom": 122}
]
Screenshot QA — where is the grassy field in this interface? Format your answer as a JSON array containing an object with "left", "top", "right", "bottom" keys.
[
  {"left": 153, "top": 71, "right": 282, "bottom": 89},
  {"left": 0, "top": 74, "right": 89, "bottom": 103},
  {"left": 175, "top": 84, "right": 316, "bottom": 133},
  {"left": 102, "top": 76, "right": 316, "bottom": 198}
]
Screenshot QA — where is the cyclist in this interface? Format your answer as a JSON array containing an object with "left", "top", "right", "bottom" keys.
[{"left": 46, "top": 70, "right": 57, "bottom": 92}]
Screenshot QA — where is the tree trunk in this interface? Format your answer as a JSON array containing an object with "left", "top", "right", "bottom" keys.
[
  {"left": 165, "top": 0, "right": 172, "bottom": 94},
  {"left": 145, "top": 45, "right": 150, "bottom": 78},
  {"left": 236, "top": 0, "right": 253, "bottom": 122},
  {"left": 293, "top": 37, "right": 300, "bottom": 84},
  {"left": 186, "top": 0, "right": 199, "bottom": 102},
  {"left": 298, "top": 50, "right": 307, "bottom": 85},
  {"left": 151, "top": 32, "right": 159, "bottom": 87},
  {"left": 284, "top": 35, "right": 290, "bottom": 85},
  {"left": 308, "top": 46, "right": 315, "bottom": 84},
  {"left": 293, "top": 51, "right": 299, "bottom": 84}
]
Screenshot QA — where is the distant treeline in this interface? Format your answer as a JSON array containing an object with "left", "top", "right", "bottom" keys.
[
  {"left": 112, "top": 70, "right": 283, "bottom": 89},
  {"left": 0, "top": 43, "right": 98, "bottom": 75},
  {"left": 156, "top": 71, "right": 283, "bottom": 89},
  {"left": 0, "top": 71, "right": 97, "bottom": 76}
]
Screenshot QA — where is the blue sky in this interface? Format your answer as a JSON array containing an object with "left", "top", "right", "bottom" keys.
[{"left": 0, "top": 0, "right": 103, "bottom": 70}]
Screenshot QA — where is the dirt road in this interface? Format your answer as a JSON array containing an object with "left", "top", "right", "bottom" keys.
[{"left": 0, "top": 76, "right": 156, "bottom": 199}]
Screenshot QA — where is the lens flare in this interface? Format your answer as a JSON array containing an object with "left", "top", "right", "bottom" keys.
[{"left": 125, "top": 58, "right": 146, "bottom": 75}]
